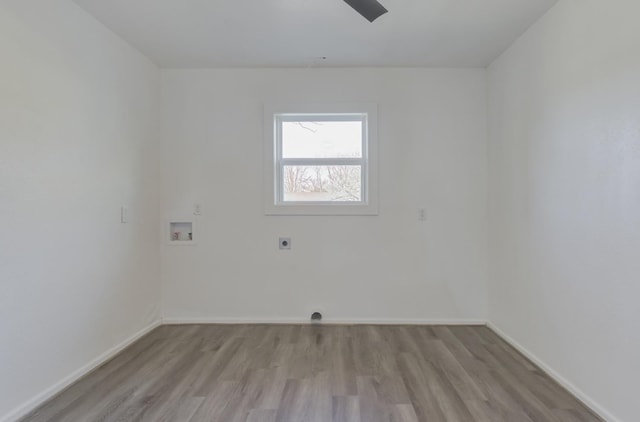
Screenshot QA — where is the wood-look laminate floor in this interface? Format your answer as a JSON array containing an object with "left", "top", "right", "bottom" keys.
[{"left": 21, "top": 324, "right": 601, "bottom": 422}]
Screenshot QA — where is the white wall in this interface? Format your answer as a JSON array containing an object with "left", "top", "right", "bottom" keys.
[
  {"left": 487, "top": 0, "right": 640, "bottom": 420},
  {"left": 0, "top": 1, "right": 161, "bottom": 419},
  {"left": 160, "top": 68, "right": 488, "bottom": 323}
]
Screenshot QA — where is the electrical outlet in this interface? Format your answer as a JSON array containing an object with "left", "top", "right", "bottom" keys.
[
  {"left": 279, "top": 237, "right": 291, "bottom": 250},
  {"left": 418, "top": 208, "right": 427, "bottom": 221},
  {"left": 121, "top": 206, "right": 129, "bottom": 223},
  {"left": 193, "top": 203, "right": 202, "bottom": 216}
]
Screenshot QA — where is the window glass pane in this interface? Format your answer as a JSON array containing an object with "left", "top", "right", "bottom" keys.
[
  {"left": 281, "top": 120, "right": 362, "bottom": 158},
  {"left": 282, "top": 165, "right": 362, "bottom": 202}
]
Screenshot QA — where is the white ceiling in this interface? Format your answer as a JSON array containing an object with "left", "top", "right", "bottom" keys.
[{"left": 72, "top": 0, "right": 558, "bottom": 68}]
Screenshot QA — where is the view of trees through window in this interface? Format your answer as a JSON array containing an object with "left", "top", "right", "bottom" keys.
[
  {"left": 283, "top": 165, "right": 361, "bottom": 202},
  {"left": 280, "top": 119, "right": 364, "bottom": 202}
]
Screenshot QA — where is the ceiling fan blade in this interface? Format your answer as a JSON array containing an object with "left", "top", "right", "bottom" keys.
[{"left": 343, "top": 0, "right": 388, "bottom": 23}]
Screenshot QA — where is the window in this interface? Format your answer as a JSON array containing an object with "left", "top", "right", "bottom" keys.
[{"left": 264, "top": 103, "right": 378, "bottom": 215}]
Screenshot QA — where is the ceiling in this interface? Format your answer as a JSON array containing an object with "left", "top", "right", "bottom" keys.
[{"left": 72, "top": 0, "right": 558, "bottom": 68}]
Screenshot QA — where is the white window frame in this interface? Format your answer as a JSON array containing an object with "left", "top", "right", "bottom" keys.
[{"left": 264, "top": 103, "right": 379, "bottom": 216}]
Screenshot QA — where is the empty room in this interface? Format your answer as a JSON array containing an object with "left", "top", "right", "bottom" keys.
[{"left": 1, "top": 0, "right": 638, "bottom": 421}]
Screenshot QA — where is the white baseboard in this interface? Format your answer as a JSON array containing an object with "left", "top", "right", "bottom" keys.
[
  {"left": 486, "top": 322, "right": 619, "bottom": 422},
  {"left": 0, "top": 320, "right": 162, "bottom": 422},
  {"left": 162, "top": 316, "right": 487, "bottom": 326}
]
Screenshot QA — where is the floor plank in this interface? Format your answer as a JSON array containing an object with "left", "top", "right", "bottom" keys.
[{"left": 20, "top": 324, "right": 602, "bottom": 422}]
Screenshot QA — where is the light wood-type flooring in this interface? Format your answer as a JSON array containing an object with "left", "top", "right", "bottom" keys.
[{"left": 21, "top": 324, "right": 602, "bottom": 422}]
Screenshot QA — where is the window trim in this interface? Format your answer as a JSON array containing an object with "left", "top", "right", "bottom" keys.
[{"left": 264, "top": 103, "right": 379, "bottom": 216}]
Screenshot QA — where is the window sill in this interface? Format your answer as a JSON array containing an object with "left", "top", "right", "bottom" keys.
[{"left": 264, "top": 203, "right": 378, "bottom": 216}]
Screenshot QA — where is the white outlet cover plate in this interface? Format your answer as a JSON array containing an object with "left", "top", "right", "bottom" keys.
[{"left": 279, "top": 237, "right": 291, "bottom": 250}]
